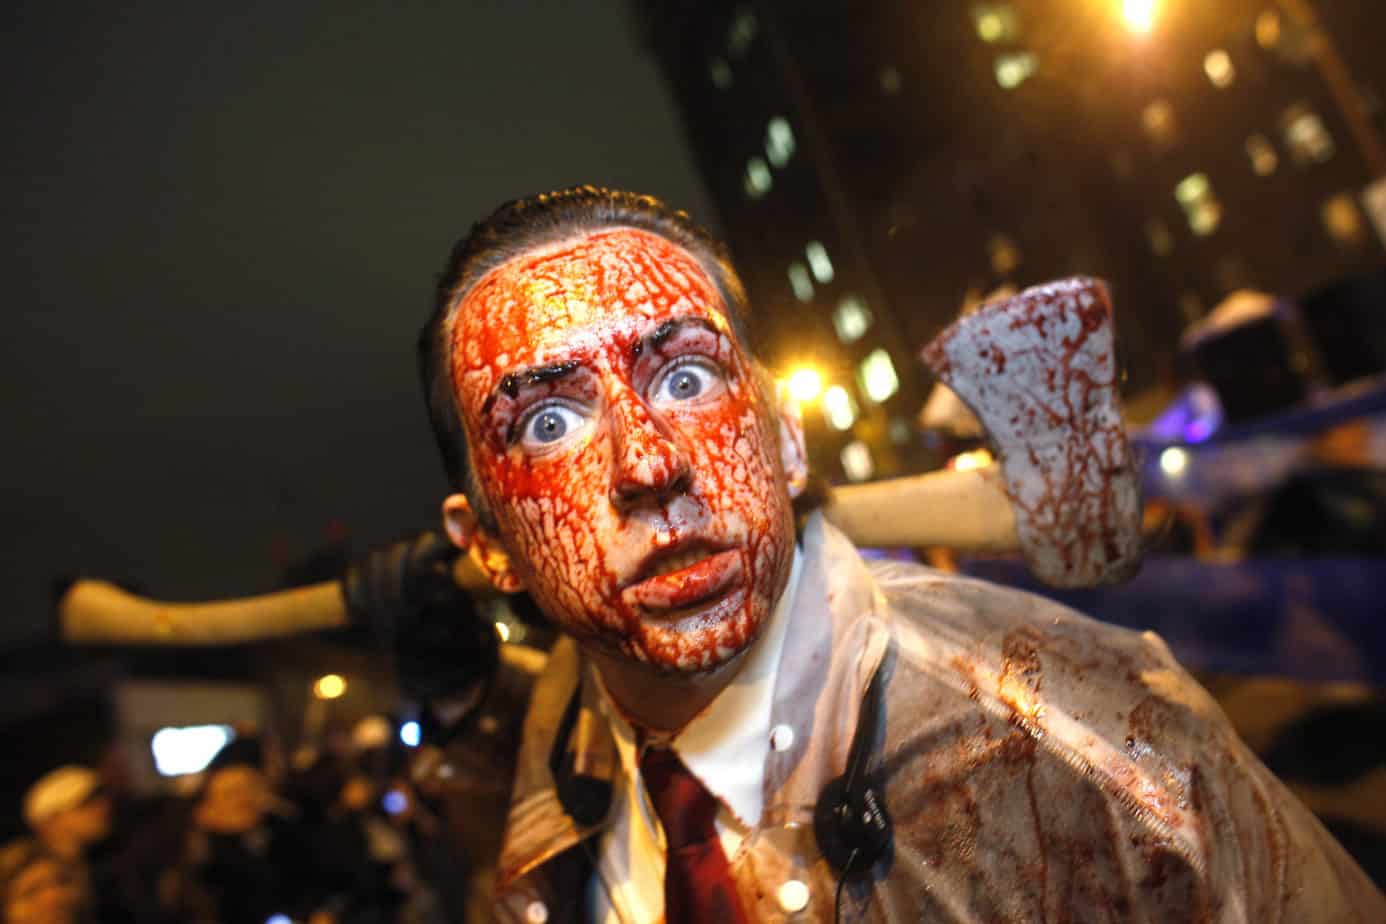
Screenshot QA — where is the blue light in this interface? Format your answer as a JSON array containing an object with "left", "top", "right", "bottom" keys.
[
  {"left": 382, "top": 789, "right": 408, "bottom": 815},
  {"left": 399, "top": 720, "right": 421, "bottom": 748},
  {"left": 265, "top": 915, "right": 292, "bottom": 924}
]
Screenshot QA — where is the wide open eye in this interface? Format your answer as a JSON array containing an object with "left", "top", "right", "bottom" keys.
[
  {"left": 651, "top": 359, "right": 724, "bottom": 406},
  {"left": 518, "top": 404, "right": 585, "bottom": 450}
]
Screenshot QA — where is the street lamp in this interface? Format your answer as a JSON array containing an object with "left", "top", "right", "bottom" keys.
[
  {"left": 1121, "top": 0, "right": 1158, "bottom": 34},
  {"left": 786, "top": 367, "right": 824, "bottom": 404},
  {"left": 313, "top": 673, "right": 347, "bottom": 700}
]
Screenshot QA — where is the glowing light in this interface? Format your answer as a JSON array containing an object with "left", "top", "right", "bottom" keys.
[
  {"left": 787, "top": 262, "right": 814, "bottom": 302},
  {"left": 822, "top": 386, "right": 857, "bottom": 431},
  {"left": 1122, "top": 0, "right": 1158, "bottom": 34},
  {"left": 994, "top": 52, "right": 1037, "bottom": 89},
  {"left": 1245, "top": 134, "right": 1278, "bottom": 176},
  {"left": 765, "top": 117, "right": 795, "bottom": 167},
  {"left": 1255, "top": 10, "right": 1281, "bottom": 49},
  {"left": 840, "top": 440, "right": 875, "bottom": 483},
  {"left": 399, "top": 721, "right": 422, "bottom": 748},
  {"left": 314, "top": 674, "right": 347, "bottom": 700},
  {"left": 382, "top": 789, "right": 408, "bottom": 815},
  {"left": 1141, "top": 99, "right": 1176, "bottom": 147},
  {"left": 972, "top": 4, "right": 1019, "bottom": 43},
  {"left": 1203, "top": 49, "right": 1235, "bottom": 88},
  {"left": 1282, "top": 104, "right": 1335, "bottom": 165},
  {"left": 786, "top": 367, "right": 823, "bottom": 403},
  {"left": 1175, "top": 173, "right": 1222, "bottom": 236},
  {"left": 805, "top": 241, "right": 834, "bottom": 283},
  {"left": 151, "top": 725, "right": 234, "bottom": 777},
  {"left": 1322, "top": 194, "right": 1366, "bottom": 247},
  {"left": 1175, "top": 173, "right": 1209, "bottom": 206},
  {"left": 743, "top": 157, "right": 772, "bottom": 199},
  {"left": 1159, "top": 446, "right": 1189, "bottom": 478},
  {"left": 832, "top": 295, "right": 872, "bottom": 343},
  {"left": 949, "top": 448, "right": 994, "bottom": 472},
  {"left": 494, "top": 620, "right": 511, "bottom": 642},
  {"left": 858, "top": 349, "right": 900, "bottom": 404}
]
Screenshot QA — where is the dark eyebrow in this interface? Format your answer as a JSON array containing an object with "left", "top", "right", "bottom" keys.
[
  {"left": 481, "top": 360, "right": 581, "bottom": 416},
  {"left": 631, "top": 316, "right": 719, "bottom": 362}
]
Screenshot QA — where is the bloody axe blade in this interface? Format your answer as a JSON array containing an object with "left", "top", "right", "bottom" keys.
[{"left": 922, "top": 277, "right": 1143, "bottom": 587}]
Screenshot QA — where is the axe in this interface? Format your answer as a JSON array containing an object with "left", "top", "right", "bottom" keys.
[{"left": 59, "top": 277, "right": 1141, "bottom": 647}]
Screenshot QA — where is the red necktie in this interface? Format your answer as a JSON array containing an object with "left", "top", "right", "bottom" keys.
[{"left": 639, "top": 746, "right": 749, "bottom": 924}]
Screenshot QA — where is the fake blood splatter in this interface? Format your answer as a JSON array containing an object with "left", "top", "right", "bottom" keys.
[
  {"left": 923, "top": 278, "right": 1141, "bottom": 587},
  {"left": 447, "top": 229, "right": 797, "bottom": 671}
]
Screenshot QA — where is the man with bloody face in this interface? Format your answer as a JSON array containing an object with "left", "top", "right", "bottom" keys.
[{"left": 421, "top": 188, "right": 1383, "bottom": 923}]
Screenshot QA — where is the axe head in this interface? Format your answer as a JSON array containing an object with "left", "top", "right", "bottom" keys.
[{"left": 922, "top": 277, "right": 1142, "bottom": 587}]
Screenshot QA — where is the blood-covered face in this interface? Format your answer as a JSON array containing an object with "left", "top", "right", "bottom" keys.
[{"left": 445, "top": 228, "right": 803, "bottom": 673}]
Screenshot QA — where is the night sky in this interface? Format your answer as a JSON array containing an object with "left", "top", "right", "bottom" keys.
[{"left": 1, "top": 1, "right": 714, "bottom": 647}]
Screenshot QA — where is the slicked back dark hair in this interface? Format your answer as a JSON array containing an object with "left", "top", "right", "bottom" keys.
[{"left": 418, "top": 186, "right": 753, "bottom": 525}]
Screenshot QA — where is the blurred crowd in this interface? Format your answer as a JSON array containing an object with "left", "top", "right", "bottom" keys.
[{"left": 1, "top": 720, "right": 467, "bottom": 924}]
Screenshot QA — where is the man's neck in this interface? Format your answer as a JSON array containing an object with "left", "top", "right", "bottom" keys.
[{"left": 586, "top": 646, "right": 747, "bottom": 735}]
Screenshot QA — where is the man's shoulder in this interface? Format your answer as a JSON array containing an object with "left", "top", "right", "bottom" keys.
[{"left": 864, "top": 557, "right": 1230, "bottom": 778}]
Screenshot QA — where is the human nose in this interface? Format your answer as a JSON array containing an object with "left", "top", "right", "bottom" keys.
[{"left": 608, "top": 389, "right": 692, "bottom": 508}]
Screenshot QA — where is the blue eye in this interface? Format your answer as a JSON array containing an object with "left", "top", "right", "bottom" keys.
[
  {"left": 655, "top": 361, "right": 721, "bottom": 404},
  {"left": 521, "top": 405, "right": 583, "bottom": 448}
]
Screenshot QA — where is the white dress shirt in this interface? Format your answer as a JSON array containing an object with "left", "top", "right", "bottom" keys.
[{"left": 587, "top": 547, "right": 804, "bottom": 924}]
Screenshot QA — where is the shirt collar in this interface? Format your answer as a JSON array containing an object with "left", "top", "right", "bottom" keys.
[{"left": 596, "top": 544, "right": 804, "bottom": 829}]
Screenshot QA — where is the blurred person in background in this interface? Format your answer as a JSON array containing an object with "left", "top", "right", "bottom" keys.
[
  {"left": 156, "top": 737, "right": 330, "bottom": 923},
  {"left": 21, "top": 765, "right": 109, "bottom": 918},
  {"left": 0, "top": 838, "right": 84, "bottom": 924}
]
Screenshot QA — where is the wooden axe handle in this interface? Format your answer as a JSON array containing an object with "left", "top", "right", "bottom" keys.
[
  {"left": 58, "top": 470, "right": 1022, "bottom": 645},
  {"left": 824, "top": 465, "right": 1018, "bottom": 551}
]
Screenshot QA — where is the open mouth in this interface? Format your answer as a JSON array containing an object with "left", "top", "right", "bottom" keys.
[{"left": 620, "top": 545, "right": 743, "bottom": 613}]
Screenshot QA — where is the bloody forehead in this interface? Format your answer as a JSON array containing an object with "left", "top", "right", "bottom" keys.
[{"left": 448, "top": 228, "right": 730, "bottom": 400}]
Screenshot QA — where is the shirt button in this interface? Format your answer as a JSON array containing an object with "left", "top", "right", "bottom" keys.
[
  {"left": 525, "top": 900, "right": 548, "bottom": 923},
  {"left": 778, "top": 879, "right": 810, "bottom": 913},
  {"left": 770, "top": 724, "right": 795, "bottom": 752}
]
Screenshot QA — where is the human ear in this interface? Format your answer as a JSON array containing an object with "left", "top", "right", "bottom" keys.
[
  {"left": 441, "top": 494, "right": 524, "bottom": 594},
  {"left": 774, "top": 384, "right": 809, "bottom": 499}
]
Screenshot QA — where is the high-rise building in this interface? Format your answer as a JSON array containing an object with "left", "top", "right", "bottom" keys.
[{"left": 636, "top": 0, "right": 1386, "bottom": 481}]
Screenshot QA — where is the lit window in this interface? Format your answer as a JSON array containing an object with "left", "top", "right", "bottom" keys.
[
  {"left": 1174, "top": 173, "right": 1222, "bottom": 236},
  {"left": 1321, "top": 193, "right": 1367, "bottom": 246},
  {"left": 972, "top": 4, "right": 1019, "bottom": 43},
  {"left": 728, "top": 9, "right": 757, "bottom": 57},
  {"left": 822, "top": 385, "right": 858, "bottom": 431},
  {"left": 151, "top": 725, "right": 235, "bottom": 777},
  {"left": 858, "top": 349, "right": 900, "bottom": 404},
  {"left": 840, "top": 440, "right": 875, "bottom": 482},
  {"left": 1141, "top": 99, "right": 1177, "bottom": 148},
  {"left": 1255, "top": 10, "right": 1281, "bottom": 49},
  {"left": 1245, "top": 134, "right": 1278, "bottom": 175},
  {"left": 1281, "top": 103, "right": 1335, "bottom": 165},
  {"left": 787, "top": 262, "right": 814, "bottom": 302},
  {"left": 833, "top": 295, "right": 873, "bottom": 343},
  {"left": 1144, "top": 218, "right": 1174, "bottom": 257},
  {"left": 744, "top": 157, "right": 772, "bottom": 199},
  {"left": 1204, "top": 49, "right": 1235, "bottom": 88},
  {"left": 988, "top": 234, "right": 1021, "bottom": 275},
  {"left": 709, "top": 58, "right": 733, "bottom": 90},
  {"left": 765, "top": 117, "right": 795, "bottom": 168},
  {"left": 879, "top": 67, "right": 902, "bottom": 94},
  {"left": 995, "top": 52, "right": 1037, "bottom": 89},
  {"left": 805, "top": 241, "right": 834, "bottom": 283}
]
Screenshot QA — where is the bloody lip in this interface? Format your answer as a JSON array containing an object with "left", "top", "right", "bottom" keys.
[{"left": 620, "top": 548, "right": 743, "bottom": 612}]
